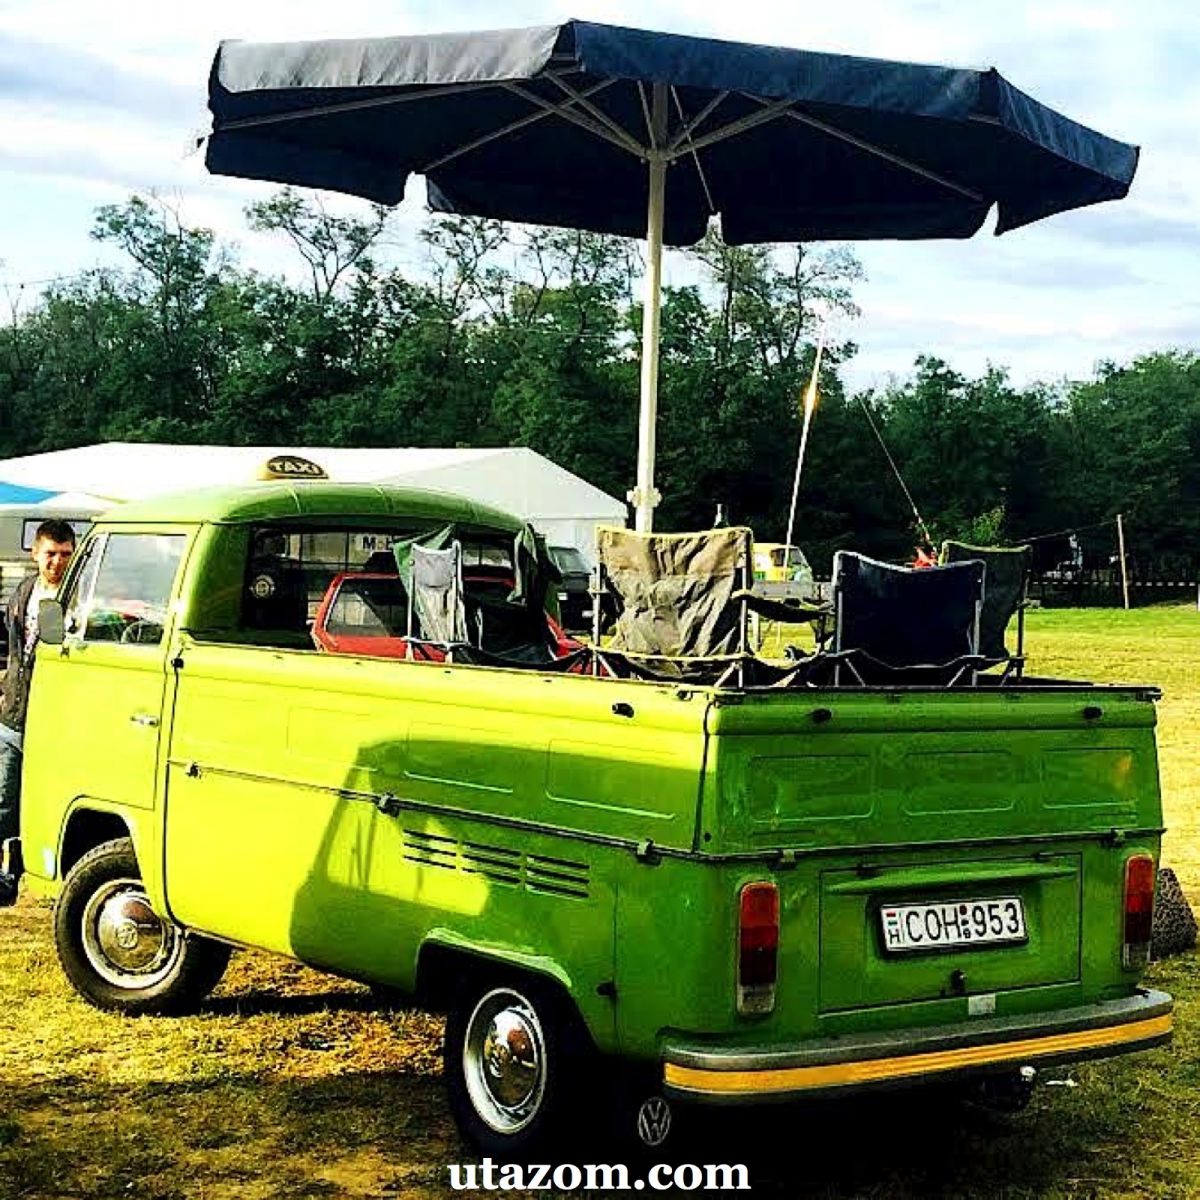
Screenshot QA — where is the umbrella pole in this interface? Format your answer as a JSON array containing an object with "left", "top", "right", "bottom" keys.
[{"left": 632, "top": 83, "right": 668, "bottom": 533}]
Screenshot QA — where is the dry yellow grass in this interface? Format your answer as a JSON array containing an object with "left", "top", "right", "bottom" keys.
[
  {"left": 1, "top": 605, "right": 1198, "bottom": 1198},
  {"left": 0, "top": 900, "right": 454, "bottom": 1199}
]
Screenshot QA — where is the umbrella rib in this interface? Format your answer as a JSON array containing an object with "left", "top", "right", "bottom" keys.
[
  {"left": 671, "top": 87, "right": 717, "bottom": 216},
  {"left": 637, "top": 82, "right": 657, "bottom": 151},
  {"left": 421, "top": 79, "right": 617, "bottom": 173},
  {"left": 547, "top": 75, "right": 649, "bottom": 158},
  {"left": 664, "top": 99, "right": 796, "bottom": 160},
  {"left": 764, "top": 100, "right": 985, "bottom": 202},
  {"left": 666, "top": 91, "right": 730, "bottom": 154},
  {"left": 502, "top": 82, "right": 647, "bottom": 159},
  {"left": 213, "top": 80, "right": 498, "bottom": 133}
]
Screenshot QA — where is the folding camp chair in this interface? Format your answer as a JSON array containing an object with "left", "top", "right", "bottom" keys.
[
  {"left": 939, "top": 540, "right": 1032, "bottom": 677},
  {"left": 592, "top": 527, "right": 825, "bottom": 685},
  {"left": 824, "top": 551, "right": 988, "bottom": 686},
  {"left": 591, "top": 526, "right": 755, "bottom": 684},
  {"left": 406, "top": 541, "right": 468, "bottom": 660}
]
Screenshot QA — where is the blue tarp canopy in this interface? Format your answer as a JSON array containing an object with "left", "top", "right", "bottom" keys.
[
  {"left": 206, "top": 20, "right": 1137, "bottom": 244},
  {"left": 0, "top": 481, "right": 56, "bottom": 505}
]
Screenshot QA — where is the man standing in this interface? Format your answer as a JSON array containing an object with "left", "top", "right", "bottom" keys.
[{"left": 0, "top": 519, "right": 76, "bottom": 904}]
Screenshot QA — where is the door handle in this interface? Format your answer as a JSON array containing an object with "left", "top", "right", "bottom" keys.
[{"left": 130, "top": 713, "right": 160, "bottom": 728}]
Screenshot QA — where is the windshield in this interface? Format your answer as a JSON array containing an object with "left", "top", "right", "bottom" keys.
[
  {"left": 767, "top": 546, "right": 808, "bottom": 568},
  {"left": 550, "top": 545, "right": 589, "bottom": 575}
]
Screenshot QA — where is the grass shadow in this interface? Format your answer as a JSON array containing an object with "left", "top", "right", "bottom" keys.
[{"left": 201, "top": 988, "right": 390, "bottom": 1019}]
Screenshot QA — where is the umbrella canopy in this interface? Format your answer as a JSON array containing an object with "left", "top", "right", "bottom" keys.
[{"left": 206, "top": 20, "right": 1138, "bottom": 529}]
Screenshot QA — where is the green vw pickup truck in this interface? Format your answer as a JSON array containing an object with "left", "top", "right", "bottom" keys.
[{"left": 11, "top": 481, "right": 1171, "bottom": 1154}]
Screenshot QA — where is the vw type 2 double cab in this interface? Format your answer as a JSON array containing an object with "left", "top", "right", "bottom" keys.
[{"left": 14, "top": 481, "right": 1171, "bottom": 1153}]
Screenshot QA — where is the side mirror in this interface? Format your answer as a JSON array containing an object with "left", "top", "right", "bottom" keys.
[{"left": 38, "top": 598, "right": 65, "bottom": 645}]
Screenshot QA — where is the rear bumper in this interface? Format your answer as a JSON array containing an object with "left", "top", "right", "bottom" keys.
[{"left": 662, "top": 988, "right": 1172, "bottom": 1103}]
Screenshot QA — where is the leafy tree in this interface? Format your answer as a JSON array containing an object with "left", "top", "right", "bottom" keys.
[
  {"left": 1058, "top": 352, "right": 1200, "bottom": 567},
  {"left": 872, "top": 357, "right": 1060, "bottom": 551},
  {"left": 4, "top": 187, "right": 1196, "bottom": 582},
  {"left": 653, "top": 230, "right": 865, "bottom": 538},
  {"left": 88, "top": 195, "right": 235, "bottom": 436},
  {"left": 246, "top": 188, "right": 390, "bottom": 301}
]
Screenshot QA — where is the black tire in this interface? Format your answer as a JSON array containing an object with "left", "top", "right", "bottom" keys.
[
  {"left": 54, "top": 837, "right": 231, "bottom": 1016},
  {"left": 445, "top": 972, "right": 588, "bottom": 1158}
]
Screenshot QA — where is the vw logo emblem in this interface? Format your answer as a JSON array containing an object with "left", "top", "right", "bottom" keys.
[{"left": 636, "top": 1096, "right": 672, "bottom": 1147}]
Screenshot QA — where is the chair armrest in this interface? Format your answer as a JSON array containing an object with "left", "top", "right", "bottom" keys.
[{"left": 736, "top": 590, "right": 830, "bottom": 624}]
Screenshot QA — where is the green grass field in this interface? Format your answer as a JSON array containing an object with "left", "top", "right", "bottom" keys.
[
  {"left": 1, "top": 605, "right": 1198, "bottom": 1198},
  {"left": 1024, "top": 606, "right": 1200, "bottom": 905}
]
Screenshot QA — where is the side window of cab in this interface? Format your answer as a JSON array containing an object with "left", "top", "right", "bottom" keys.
[{"left": 63, "top": 533, "right": 187, "bottom": 646}]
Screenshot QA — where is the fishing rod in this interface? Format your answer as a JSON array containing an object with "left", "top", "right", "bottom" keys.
[
  {"left": 783, "top": 332, "right": 934, "bottom": 565},
  {"left": 783, "top": 328, "right": 825, "bottom": 574},
  {"left": 854, "top": 392, "right": 936, "bottom": 552}
]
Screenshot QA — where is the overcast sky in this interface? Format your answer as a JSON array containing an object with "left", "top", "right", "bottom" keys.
[{"left": 1, "top": 0, "right": 1196, "bottom": 394}]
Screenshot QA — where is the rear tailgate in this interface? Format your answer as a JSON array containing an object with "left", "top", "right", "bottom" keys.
[
  {"left": 818, "top": 853, "right": 1081, "bottom": 1009},
  {"left": 702, "top": 686, "right": 1161, "bottom": 1019}
]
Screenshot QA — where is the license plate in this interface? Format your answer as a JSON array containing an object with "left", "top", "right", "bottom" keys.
[{"left": 880, "top": 897, "right": 1027, "bottom": 953}]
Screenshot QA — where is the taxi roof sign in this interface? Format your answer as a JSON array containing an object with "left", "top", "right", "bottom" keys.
[{"left": 256, "top": 455, "right": 328, "bottom": 481}]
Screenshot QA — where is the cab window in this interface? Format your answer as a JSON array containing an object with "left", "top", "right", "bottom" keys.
[
  {"left": 325, "top": 576, "right": 407, "bottom": 639},
  {"left": 65, "top": 533, "right": 186, "bottom": 645},
  {"left": 240, "top": 524, "right": 520, "bottom": 645},
  {"left": 241, "top": 527, "right": 397, "bottom": 638}
]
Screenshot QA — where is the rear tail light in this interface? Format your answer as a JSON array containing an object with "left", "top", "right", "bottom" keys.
[
  {"left": 738, "top": 882, "right": 779, "bottom": 1016},
  {"left": 1122, "top": 853, "right": 1156, "bottom": 970}
]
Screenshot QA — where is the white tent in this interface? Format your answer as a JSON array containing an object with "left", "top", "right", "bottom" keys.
[{"left": 0, "top": 443, "right": 626, "bottom": 554}]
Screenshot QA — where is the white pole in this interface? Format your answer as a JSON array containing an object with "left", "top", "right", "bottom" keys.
[
  {"left": 783, "top": 331, "right": 826, "bottom": 573},
  {"left": 1116, "top": 512, "right": 1130, "bottom": 611},
  {"left": 632, "top": 83, "right": 668, "bottom": 534}
]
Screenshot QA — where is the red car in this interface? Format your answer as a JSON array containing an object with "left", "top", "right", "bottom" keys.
[{"left": 312, "top": 570, "right": 582, "bottom": 664}]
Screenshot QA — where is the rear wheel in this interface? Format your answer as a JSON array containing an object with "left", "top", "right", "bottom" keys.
[
  {"left": 54, "top": 838, "right": 231, "bottom": 1015},
  {"left": 445, "top": 974, "right": 587, "bottom": 1157}
]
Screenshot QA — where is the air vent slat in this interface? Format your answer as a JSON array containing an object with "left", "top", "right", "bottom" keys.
[
  {"left": 463, "top": 841, "right": 521, "bottom": 860},
  {"left": 462, "top": 852, "right": 524, "bottom": 870},
  {"left": 403, "top": 854, "right": 456, "bottom": 870},
  {"left": 527, "top": 881, "right": 590, "bottom": 898},
  {"left": 401, "top": 831, "right": 591, "bottom": 898},
  {"left": 527, "top": 853, "right": 588, "bottom": 871},
  {"left": 526, "top": 866, "right": 587, "bottom": 885}
]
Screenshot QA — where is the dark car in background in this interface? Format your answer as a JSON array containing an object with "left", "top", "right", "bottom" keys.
[{"left": 548, "top": 544, "right": 594, "bottom": 631}]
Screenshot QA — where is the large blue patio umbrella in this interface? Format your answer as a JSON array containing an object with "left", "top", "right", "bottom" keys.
[{"left": 206, "top": 20, "right": 1138, "bottom": 530}]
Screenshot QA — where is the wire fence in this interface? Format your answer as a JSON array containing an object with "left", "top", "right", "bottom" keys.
[{"left": 1028, "top": 568, "right": 1200, "bottom": 609}]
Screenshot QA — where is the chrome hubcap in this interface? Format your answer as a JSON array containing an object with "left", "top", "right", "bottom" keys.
[
  {"left": 81, "top": 878, "right": 181, "bottom": 989},
  {"left": 463, "top": 988, "right": 547, "bottom": 1134}
]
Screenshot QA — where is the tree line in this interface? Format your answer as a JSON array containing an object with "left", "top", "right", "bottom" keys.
[{"left": 1, "top": 193, "right": 1197, "bottom": 574}]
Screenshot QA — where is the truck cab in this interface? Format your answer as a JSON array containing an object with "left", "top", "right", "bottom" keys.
[
  {"left": 13, "top": 481, "right": 1172, "bottom": 1155},
  {"left": 752, "top": 541, "right": 815, "bottom": 590}
]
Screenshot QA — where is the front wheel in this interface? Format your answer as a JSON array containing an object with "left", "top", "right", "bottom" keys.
[
  {"left": 445, "top": 975, "right": 586, "bottom": 1157},
  {"left": 54, "top": 837, "right": 231, "bottom": 1015}
]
